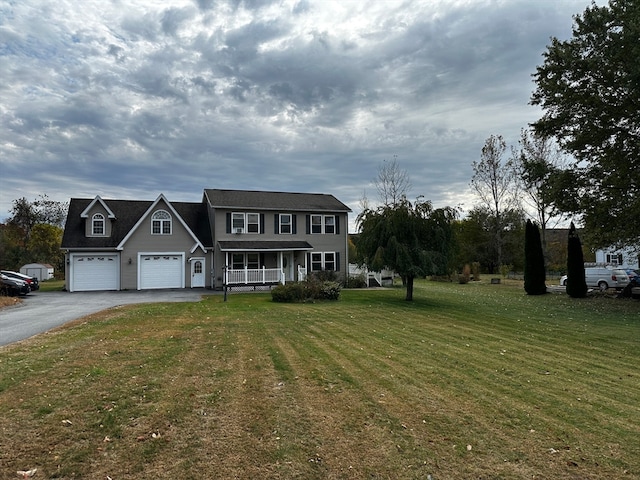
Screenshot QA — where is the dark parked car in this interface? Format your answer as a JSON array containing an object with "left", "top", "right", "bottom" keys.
[
  {"left": 0, "top": 270, "right": 39, "bottom": 291},
  {"left": 0, "top": 273, "right": 31, "bottom": 296}
]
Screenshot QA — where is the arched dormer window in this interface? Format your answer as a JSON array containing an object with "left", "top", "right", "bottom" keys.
[
  {"left": 152, "top": 210, "right": 172, "bottom": 235},
  {"left": 92, "top": 213, "right": 105, "bottom": 235}
]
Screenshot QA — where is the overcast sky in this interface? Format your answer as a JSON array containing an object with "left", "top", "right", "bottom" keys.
[{"left": 1, "top": 0, "right": 595, "bottom": 231}]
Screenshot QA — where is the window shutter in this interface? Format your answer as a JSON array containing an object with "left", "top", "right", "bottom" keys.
[
  {"left": 292, "top": 214, "right": 297, "bottom": 234},
  {"left": 306, "top": 215, "right": 311, "bottom": 234},
  {"left": 274, "top": 214, "right": 279, "bottom": 234},
  {"left": 335, "top": 251, "right": 340, "bottom": 271},
  {"left": 335, "top": 215, "right": 340, "bottom": 234},
  {"left": 226, "top": 212, "right": 231, "bottom": 234},
  {"left": 260, "top": 214, "right": 265, "bottom": 234}
]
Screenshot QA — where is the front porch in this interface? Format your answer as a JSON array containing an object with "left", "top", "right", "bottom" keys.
[
  {"left": 224, "top": 265, "right": 308, "bottom": 288},
  {"left": 218, "top": 240, "right": 313, "bottom": 289}
]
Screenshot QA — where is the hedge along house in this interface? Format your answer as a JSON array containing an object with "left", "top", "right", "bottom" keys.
[
  {"left": 203, "top": 189, "right": 352, "bottom": 290},
  {"left": 61, "top": 189, "right": 351, "bottom": 292}
]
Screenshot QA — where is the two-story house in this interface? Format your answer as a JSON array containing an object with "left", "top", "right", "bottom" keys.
[{"left": 61, "top": 189, "right": 352, "bottom": 292}]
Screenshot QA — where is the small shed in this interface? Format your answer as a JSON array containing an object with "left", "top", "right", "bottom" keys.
[{"left": 20, "top": 263, "right": 54, "bottom": 281}]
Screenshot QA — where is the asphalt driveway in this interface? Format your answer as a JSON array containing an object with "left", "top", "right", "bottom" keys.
[{"left": 0, "top": 289, "right": 216, "bottom": 347}]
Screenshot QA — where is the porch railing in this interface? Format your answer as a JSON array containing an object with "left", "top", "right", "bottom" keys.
[
  {"left": 225, "top": 267, "right": 284, "bottom": 285},
  {"left": 298, "top": 265, "right": 307, "bottom": 282}
]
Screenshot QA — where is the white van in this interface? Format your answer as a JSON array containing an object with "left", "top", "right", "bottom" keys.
[{"left": 560, "top": 267, "right": 630, "bottom": 291}]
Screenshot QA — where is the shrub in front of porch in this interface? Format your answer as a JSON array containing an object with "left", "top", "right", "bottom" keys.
[
  {"left": 271, "top": 279, "right": 341, "bottom": 303},
  {"left": 271, "top": 283, "right": 306, "bottom": 302}
]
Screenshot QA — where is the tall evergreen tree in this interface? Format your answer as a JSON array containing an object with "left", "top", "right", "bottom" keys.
[
  {"left": 566, "top": 222, "right": 588, "bottom": 298},
  {"left": 524, "top": 220, "right": 547, "bottom": 295}
]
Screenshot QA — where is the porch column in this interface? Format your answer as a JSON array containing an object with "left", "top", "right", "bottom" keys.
[
  {"left": 278, "top": 251, "right": 285, "bottom": 284},
  {"left": 224, "top": 252, "right": 229, "bottom": 285}
]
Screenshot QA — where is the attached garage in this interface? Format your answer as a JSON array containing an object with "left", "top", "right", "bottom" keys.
[
  {"left": 138, "top": 253, "right": 184, "bottom": 290},
  {"left": 70, "top": 254, "right": 119, "bottom": 292}
]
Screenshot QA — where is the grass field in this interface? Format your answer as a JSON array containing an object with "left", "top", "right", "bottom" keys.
[{"left": 1, "top": 280, "right": 638, "bottom": 479}]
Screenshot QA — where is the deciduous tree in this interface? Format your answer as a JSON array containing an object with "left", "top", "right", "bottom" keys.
[
  {"left": 531, "top": 0, "right": 640, "bottom": 248},
  {"left": 513, "top": 128, "right": 567, "bottom": 262},
  {"left": 471, "top": 135, "right": 519, "bottom": 268},
  {"left": 1, "top": 195, "right": 68, "bottom": 270},
  {"left": 374, "top": 156, "right": 412, "bottom": 207}
]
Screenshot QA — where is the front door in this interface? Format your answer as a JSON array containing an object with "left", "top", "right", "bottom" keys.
[
  {"left": 191, "top": 258, "right": 205, "bottom": 288},
  {"left": 283, "top": 252, "right": 294, "bottom": 282}
]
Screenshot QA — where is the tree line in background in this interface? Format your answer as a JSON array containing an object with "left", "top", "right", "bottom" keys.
[
  {"left": 356, "top": 0, "right": 638, "bottom": 300},
  {"left": 0, "top": 195, "right": 68, "bottom": 277}
]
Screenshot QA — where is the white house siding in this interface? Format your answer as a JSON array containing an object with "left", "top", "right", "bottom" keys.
[{"left": 595, "top": 247, "right": 639, "bottom": 269}]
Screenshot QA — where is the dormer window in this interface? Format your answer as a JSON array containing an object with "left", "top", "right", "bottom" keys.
[
  {"left": 92, "top": 213, "right": 105, "bottom": 235},
  {"left": 152, "top": 210, "right": 172, "bottom": 235}
]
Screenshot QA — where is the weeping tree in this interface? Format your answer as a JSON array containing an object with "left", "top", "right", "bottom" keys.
[
  {"left": 524, "top": 219, "right": 547, "bottom": 295},
  {"left": 357, "top": 196, "right": 456, "bottom": 301},
  {"left": 566, "top": 222, "right": 588, "bottom": 298}
]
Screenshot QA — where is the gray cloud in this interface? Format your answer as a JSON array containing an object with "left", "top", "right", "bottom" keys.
[{"left": 0, "top": 0, "right": 597, "bottom": 230}]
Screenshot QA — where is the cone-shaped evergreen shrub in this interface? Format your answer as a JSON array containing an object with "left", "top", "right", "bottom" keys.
[
  {"left": 524, "top": 219, "right": 547, "bottom": 295},
  {"left": 566, "top": 222, "right": 588, "bottom": 298}
]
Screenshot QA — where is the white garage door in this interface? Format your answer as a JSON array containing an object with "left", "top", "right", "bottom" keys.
[
  {"left": 72, "top": 254, "right": 119, "bottom": 292},
  {"left": 139, "top": 254, "right": 184, "bottom": 290}
]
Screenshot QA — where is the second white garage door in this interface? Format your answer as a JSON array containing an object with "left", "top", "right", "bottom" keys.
[{"left": 139, "top": 254, "right": 184, "bottom": 290}]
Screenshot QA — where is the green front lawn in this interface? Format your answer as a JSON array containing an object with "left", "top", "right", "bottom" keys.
[{"left": 1, "top": 280, "right": 638, "bottom": 479}]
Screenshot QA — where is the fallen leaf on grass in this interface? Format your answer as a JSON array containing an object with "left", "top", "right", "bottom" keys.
[{"left": 16, "top": 468, "right": 37, "bottom": 478}]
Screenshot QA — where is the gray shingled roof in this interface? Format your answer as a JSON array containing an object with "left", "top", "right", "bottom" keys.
[
  {"left": 218, "top": 240, "right": 313, "bottom": 251},
  {"left": 61, "top": 198, "right": 213, "bottom": 249},
  {"left": 204, "top": 189, "right": 351, "bottom": 212}
]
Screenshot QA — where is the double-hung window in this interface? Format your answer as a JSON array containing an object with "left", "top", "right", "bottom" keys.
[
  {"left": 231, "top": 253, "right": 260, "bottom": 270},
  {"left": 309, "top": 214, "right": 337, "bottom": 234},
  {"left": 311, "top": 215, "right": 323, "bottom": 234},
  {"left": 279, "top": 214, "right": 292, "bottom": 234},
  {"left": 324, "top": 252, "right": 336, "bottom": 270},
  {"left": 311, "top": 252, "right": 337, "bottom": 271},
  {"left": 247, "top": 253, "right": 260, "bottom": 269},
  {"left": 606, "top": 253, "right": 623, "bottom": 265},
  {"left": 232, "top": 253, "right": 244, "bottom": 270},
  {"left": 247, "top": 213, "right": 260, "bottom": 233},
  {"left": 311, "top": 253, "right": 323, "bottom": 271},
  {"left": 152, "top": 210, "right": 171, "bottom": 235},
  {"left": 232, "top": 213, "right": 245, "bottom": 233},
  {"left": 324, "top": 216, "right": 335, "bottom": 234},
  {"left": 92, "top": 213, "right": 105, "bottom": 235},
  {"left": 231, "top": 212, "right": 260, "bottom": 234}
]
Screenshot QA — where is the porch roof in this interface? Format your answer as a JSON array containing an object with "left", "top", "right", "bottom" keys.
[{"left": 218, "top": 240, "right": 313, "bottom": 252}]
